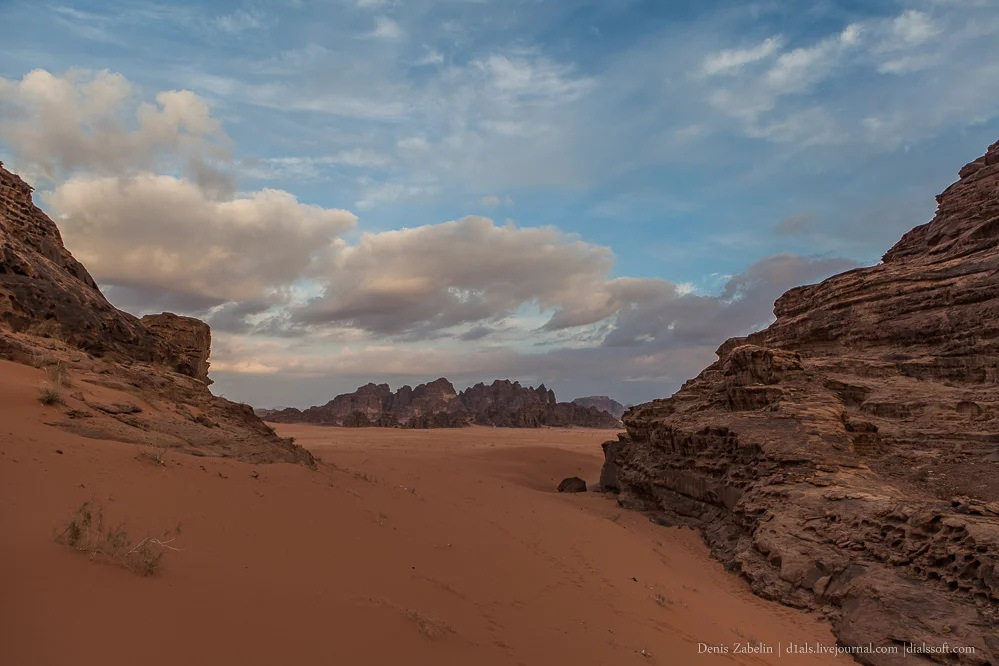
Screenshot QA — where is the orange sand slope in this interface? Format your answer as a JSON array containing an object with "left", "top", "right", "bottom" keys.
[{"left": 1, "top": 360, "right": 847, "bottom": 665}]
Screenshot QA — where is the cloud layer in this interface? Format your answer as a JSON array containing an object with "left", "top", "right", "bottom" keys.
[{"left": 3, "top": 0, "right": 993, "bottom": 407}]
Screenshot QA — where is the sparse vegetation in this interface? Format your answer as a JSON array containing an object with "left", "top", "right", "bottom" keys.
[
  {"left": 54, "top": 500, "right": 181, "bottom": 576},
  {"left": 137, "top": 446, "right": 169, "bottom": 466},
  {"left": 38, "top": 383, "right": 64, "bottom": 405},
  {"left": 353, "top": 471, "right": 378, "bottom": 483},
  {"left": 45, "top": 363, "right": 72, "bottom": 387},
  {"left": 404, "top": 608, "right": 454, "bottom": 639}
]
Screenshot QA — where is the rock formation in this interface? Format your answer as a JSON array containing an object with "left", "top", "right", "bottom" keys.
[
  {"left": 602, "top": 142, "right": 999, "bottom": 663},
  {"left": 572, "top": 395, "right": 628, "bottom": 419},
  {"left": 267, "top": 377, "right": 621, "bottom": 429},
  {"left": 138, "top": 313, "right": 212, "bottom": 384},
  {"left": 0, "top": 162, "right": 313, "bottom": 466}
]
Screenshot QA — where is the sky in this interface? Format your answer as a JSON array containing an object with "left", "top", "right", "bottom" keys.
[{"left": 1, "top": 0, "right": 998, "bottom": 408}]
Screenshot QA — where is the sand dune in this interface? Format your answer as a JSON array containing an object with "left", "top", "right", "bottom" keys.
[{"left": 2, "top": 360, "right": 846, "bottom": 665}]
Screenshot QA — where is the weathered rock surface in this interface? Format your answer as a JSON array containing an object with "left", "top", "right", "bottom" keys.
[
  {"left": 267, "top": 377, "right": 621, "bottom": 429},
  {"left": 573, "top": 396, "right": 628, "bottom": 419},
  {"left": 603, "top": 142, "right": 999, "bottom": 663},
  {"left": 0, "top": 163, "right": 313, "bottom": 466},
  {"left": 268, "top": 378, "right": 463, "bottom": 426}
]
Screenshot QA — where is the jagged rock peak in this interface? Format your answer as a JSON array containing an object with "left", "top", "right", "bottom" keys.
[{"left": 882, "top": 139, "right": 999, "bottom": 265}]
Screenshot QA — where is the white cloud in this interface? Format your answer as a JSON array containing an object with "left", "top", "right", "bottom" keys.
[
  {"left": 889, "top": 10, "right": 939, "bottom": 47},
  {"left": 479, "top": 194, "right": 512, "bottom": 207},
  {"left": 372, "top": 16, "right": 402, "bottom": 40},
  {"left": 0, "top": 69, "right": 359, "bottom": 312},
  {"left": 0, "top": 69, "right": 230, "bottom": 188},
  {"left": 245, "top": 150, "right": 393, "bottom": 180},
  {"left": 472, "top": 53, "right": 596, "bottom": 104},
  {"left": 701, "top": 36, "right": 783, "bottom": 76},
  {"left": 415, "top": 48, "right": 445, "bottom": 66},
  {"left": 213, "top": 9, "right": 266, "bottom": 33}
]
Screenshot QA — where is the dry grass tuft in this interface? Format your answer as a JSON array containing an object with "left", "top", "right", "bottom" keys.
[
  {"left": 38, "top": 383, "right": 64, "bottom": 405},
  {"left": 54, "top": 500, "right": 181, "bottom": 576},
  {"left": 137, "top": 446, "right": 169, "bottom": 466}
]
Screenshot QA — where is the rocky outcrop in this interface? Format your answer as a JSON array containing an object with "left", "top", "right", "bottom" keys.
[
  {"left": 266, "top": 377, "right": 622, "bottom": 429},
  {"left": 461, "top": 379, "right": 618, "bottom": 427},
  {"left": 460, "top": 379, "right": 557, "bottom": 413},
  {"left": 603, "top": 142, "right": 999, "bottom": 663},
  {"left": 572, "top": 395, "right": 628, "bottom": 419},
  {"left": 139, "top": 313, "right": 212, "bottom": 385},
  {"left": 268, "top": 379, "right": 463, "bottom": 426},
  {"left": 0, "top": 162, "right": 313, "bottom": 466},
  {"left": 1, "top": 164, "right": 178, "bottom": 370}
]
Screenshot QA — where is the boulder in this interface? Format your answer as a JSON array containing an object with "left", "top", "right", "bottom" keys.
[{"left": 557, "top": 477, "right": 587, "bottom": 493}]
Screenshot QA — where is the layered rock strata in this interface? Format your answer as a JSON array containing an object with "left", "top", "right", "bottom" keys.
[{"left": 602, "top": 142, "right": 999, "bottom": 663}]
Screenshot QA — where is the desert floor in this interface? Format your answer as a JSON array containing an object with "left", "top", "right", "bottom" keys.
[{"left": 2, "top": 360, "right": 849, "bottom": 665}]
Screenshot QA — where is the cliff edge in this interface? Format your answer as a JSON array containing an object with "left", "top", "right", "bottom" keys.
[{"left": 604, "top": 142, "right": 999, "bottom": 664}]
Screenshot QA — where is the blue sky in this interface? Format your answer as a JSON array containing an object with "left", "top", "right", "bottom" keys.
[{"left": 2, "top": 0, "right": 998, "bottom": 407}]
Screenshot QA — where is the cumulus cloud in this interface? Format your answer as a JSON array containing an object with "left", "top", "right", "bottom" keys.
[
  {"left": 0, "top": 69, "right": 231, "bottom": 189},
  {"left": 46, "top": 174, "right": 356, "bottom": 310},
  {"left": 209, "top": 251, "right": 859, "bottom": 407},
  {"left": 0, "top": 68, "right": 362, "bottom": 313},
  {"left": 296, "top": 216, "right": 614, "bottom": 333}
]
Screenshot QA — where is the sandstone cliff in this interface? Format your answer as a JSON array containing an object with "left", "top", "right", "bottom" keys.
[
  {"left": 0, "top": 163, "right": 313, "bottom": 466},
  {"left": 267, "top": 377, "right": 621, "bottom": 429},
  {"left": 603, "top": 142, "right": 999, "bottom": 663}
]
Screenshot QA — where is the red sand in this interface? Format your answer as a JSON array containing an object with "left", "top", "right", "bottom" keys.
[{"left": 1, "top": 360, "right": 849, "bottom": 665}]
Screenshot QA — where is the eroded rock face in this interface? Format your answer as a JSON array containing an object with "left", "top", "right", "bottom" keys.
[
  {"left": 604, "top": 142, "right": 999, "bottom": 663},
  {"left": 139, "top": 313, "right": 212, "bottom": 385},
  {"left": 460, "top": 379, "right": 557, "bottom": 413},
  {"left": 0, "top": 164, "right": 167, "bottom": 362},
  {"left": 0, "top": 163, "right": 313, "bottom": 466},
  {"left": 268, "top": 379, "right": 462, "bottom": 426}
]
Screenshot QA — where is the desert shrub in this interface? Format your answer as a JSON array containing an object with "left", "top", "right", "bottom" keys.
[
  {"left": 54, "top": 500, "right": 181, "bottom": 576},
  {"left": 38, "top": 383, "right": 64, "bottom": 405}
]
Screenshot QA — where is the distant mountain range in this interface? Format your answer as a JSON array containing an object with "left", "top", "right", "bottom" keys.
[
  {"left": 571, "top": 396, "right": 629, "bottom": 419},
  {"left": 258, "top": 378, "right": 622, "bottom": 429}
]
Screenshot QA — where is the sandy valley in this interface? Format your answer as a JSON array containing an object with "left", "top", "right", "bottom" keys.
[{"left": 1, "top": 359, "right": 847, "bottom": 666}]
